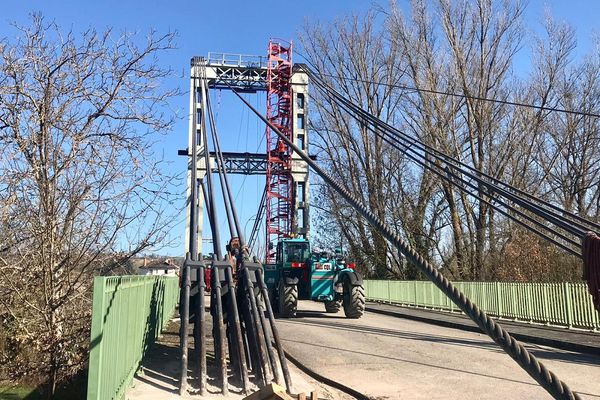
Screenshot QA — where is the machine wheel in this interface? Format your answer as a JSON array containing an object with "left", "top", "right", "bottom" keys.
[
  {"left": 278, "top": 280, "right": 298, "bottom": 318},
  {"left": 324, "top": 299, "right": 342, "bottom": 313},
  {"left": 343, "top": 279, "right": 365, "bottom": 319}
]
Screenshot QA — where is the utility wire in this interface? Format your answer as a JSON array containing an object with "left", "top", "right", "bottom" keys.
[{"left": 304, "top": 70, "right": 600, "bottom": 120}]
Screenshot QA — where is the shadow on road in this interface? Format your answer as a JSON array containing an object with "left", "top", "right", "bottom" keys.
[
  {"left": 280, "top": 337, "right": 600, "bottom": 399},
  {"left": 292, "top": 310, "right": 349, "bottom": 320},
  {"left": 280, "top": 318, "right": 505, "bottom": 353}
]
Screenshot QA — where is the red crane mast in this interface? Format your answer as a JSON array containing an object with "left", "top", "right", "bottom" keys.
[{"left": 265, "top": 40, "right": 294, "bottom": 263}]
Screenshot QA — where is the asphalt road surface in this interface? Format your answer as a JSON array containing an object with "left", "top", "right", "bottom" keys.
[{"left": 276, "top": 300, "right": 600, "bottom": 400}]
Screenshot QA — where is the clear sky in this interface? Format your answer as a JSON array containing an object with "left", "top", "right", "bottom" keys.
[{"left": 1, "top": 0, "right": 598, "bottom": 256}]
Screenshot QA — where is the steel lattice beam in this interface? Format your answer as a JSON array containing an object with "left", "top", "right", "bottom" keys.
[
  {"left": 178, "top": 149, "right": 316, "bottom": 176},
  {"left": 192, "top": 54, "right": 268, "bottom": 92},
  {"left": 209, "top": 152, "right": 266, "bottom": 175}
]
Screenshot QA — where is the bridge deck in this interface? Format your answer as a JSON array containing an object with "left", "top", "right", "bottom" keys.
[
  {"left": 127, "top": 300, "right": 600, "bottom": 399},
  {"left": 275, "top": 301, "right": 599, "bottom": 399}
]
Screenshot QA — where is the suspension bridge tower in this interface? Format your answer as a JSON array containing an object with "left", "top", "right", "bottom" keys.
[{"left": 183, "top": 41, "right": 310, "bottom": 262}]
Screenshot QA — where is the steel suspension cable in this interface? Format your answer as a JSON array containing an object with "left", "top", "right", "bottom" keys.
[
  {"left": 206, "top": 89, "right": 236, "bottom": 239},
  {"left": 202, "top": 67, "right": 230, "bottom": 394},
  {"left": 206, "top": 81, "right": 257, "bottom": 392},
  {"left": 208, "top": 83, "right": 293, "bottom": 391},
  {"left": 294, "top": 50, "right": 600, "bottom": 234},
  {"left": 366, "top": 123, "right": 580, "bottom": 254},
  {"left": 307, "top": 68, "right": 600, "bottom": 234},
  {"left": 206, "top": 100, "right": 236, "bottom": 237},
  {"left": 230, "top": 85, "right": 582, "bottom": 400},
  {"left": 308, "top": 72, "right": 582, "bottom": 254},
  {"left": 199, "top": 73, "right": 223, "bottom": 258},
  {"left": 358, "top": 122, "right": 580, "bottom": 254},
  {"left": 206, "top": 87, "right": 248, "bottom": 247},
  {"left": 307, "top": 70, "right": 596, "bottom": 245}
]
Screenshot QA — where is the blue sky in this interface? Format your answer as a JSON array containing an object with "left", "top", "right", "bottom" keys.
[{"left": 1, "top": 0, "right": 598, "bottom": 256}]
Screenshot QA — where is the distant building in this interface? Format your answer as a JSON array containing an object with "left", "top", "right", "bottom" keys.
[{"left": 138, "top": 258, "right": 179, "bottom": 276}]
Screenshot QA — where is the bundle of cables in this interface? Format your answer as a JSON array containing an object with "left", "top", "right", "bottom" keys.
[{"left": 304, "top": 65, "right": 600, "bottom": 313}]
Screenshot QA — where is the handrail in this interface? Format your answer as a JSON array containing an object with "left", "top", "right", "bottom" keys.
[
  {"left": 86, "top": 275, "right": 179, "bottom": 400},
  {"left": 364, "top": 280, "right": 600, "bottom": 331}
]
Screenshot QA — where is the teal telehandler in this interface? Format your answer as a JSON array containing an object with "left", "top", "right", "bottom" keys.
[{"left": 264, "top": 238, "right": 365, "bottom": 318}]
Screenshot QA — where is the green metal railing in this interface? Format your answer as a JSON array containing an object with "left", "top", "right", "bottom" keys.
[
  {"left": 364, "top": 280, "right": 600, "bottom": 331},
  {"left": 87, "top": 275, "right": 179, "bottom": 400}
]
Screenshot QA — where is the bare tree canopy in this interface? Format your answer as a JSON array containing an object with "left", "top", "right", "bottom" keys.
[
  {"left": 0, "top": 14, "right": 180, "bottom": 395},
  {"left": 302, "top": 0, "right": 599, "bottom": 282}
]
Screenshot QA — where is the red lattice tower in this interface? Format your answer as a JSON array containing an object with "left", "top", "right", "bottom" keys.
[{"left": 265, "top": 39, "right": 293, "bottom": 263}]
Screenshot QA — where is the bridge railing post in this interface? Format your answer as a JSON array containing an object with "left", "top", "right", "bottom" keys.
[
  {"left": 495, "top": 281, "right": 502, "bottom": 318},
  {"left": 563, "top": 282, "right": 574, "bottom": 329},
  {"left": 386, "top": 280, "right": 391, "bottom": 303}
]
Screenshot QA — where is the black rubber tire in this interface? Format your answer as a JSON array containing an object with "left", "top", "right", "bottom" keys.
[
  {"left": 278, "top": 280, "right": 298, "bottom": 318},
  {"left": 324, "top": 299, "right": 342, "bottom": 313},
  {"left": 343, "top": 280, "right": 365, "bottom": 319}
]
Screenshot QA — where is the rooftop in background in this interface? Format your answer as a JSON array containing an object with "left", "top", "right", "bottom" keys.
[{"left": 132, "top": 257, "right": 182, "bottom": 269}]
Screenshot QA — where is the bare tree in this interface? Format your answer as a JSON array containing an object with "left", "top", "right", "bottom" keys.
[
  {"left": 303, "top": 0, "right": 598, "bottom": 282},
  {"left": 539, "top": 35, "right": 600, "bottom": 221},
  {"left": 0, "top": 15, "right": 180, "bottom": 396},
  {"left": 300, "top": 11, "right": 436, "bottom": 278}
]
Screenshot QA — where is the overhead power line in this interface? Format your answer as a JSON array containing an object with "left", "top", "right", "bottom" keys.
[
  {"left": 316, "top": 72, "right": 600, "bottom": 119},
  {"left": 293, "top": 54, "right": 600, "bottom": 119}
]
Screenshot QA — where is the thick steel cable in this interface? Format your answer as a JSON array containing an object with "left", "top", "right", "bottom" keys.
[
  {"left": 304, "top": 67, "right": 600, "bottom": 234},
  {"left": 207, "top": 96, "right": 236, "bottom": 238},
  {"left": 294, "top": 54, "right": 600, "bottom": 233},
  {"left": 310, "top": 69, "right": 600, "bottom": 234},
  {"left": 207, "top": 81, "right": 293, "bottom": 392},
  {"left": 198, "top": 66, "right": 230, "bottom": 395},
  {"left": 315, "top": 84, "right": 581, "bottom": 256},
  {"left": 204, "top": 81, "right": 255, "bottom": 393},
  {"left": 199, "top": 69, "right": 223, "bottom": 258},
  {"left": 282, "top": 346, "right": 370, "bottom": 400},
  {"left": 293, "top": 48, "right": 600, "bottom": 122},
  {"left": 206, "top": 89, "right": 247, "bottom": 245},
  {"left": 180, "top": 71, "right": 202, "bottom": 395},
  {"left": 308, "top": 75, "right": 581, "bottom": 254},
  {"left": 307, "top": 69, "right": 592, "bottom": 239},
  {"left": 307, "top": 72, "right": 591, "bottom": 255},
  {"left": 373, "top": 126, "right": 580, "bottom": 255},
  {"left": 229, "top": 85, "right": 582, "bottom": 400},
  {"left": 362, "top": 113, "right": 586, "bottom": 239}
]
